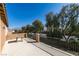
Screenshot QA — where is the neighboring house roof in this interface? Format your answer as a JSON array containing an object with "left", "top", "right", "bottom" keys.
[{"left": 0, "top": 3, "right": 8, "bottom": 27}]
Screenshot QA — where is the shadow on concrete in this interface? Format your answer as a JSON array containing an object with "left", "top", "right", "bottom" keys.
[
  {"left": 24, "top": 38, "right": 36, "bottom": 43},
  {"left": 27, "top": 41, "right": 36, "bottom": 43},
  {"left": 8, "top": 40, "right": 23, "bottom": 43},
  {"left": 8, "top": 40, "right": 17, "bottom": 43}
]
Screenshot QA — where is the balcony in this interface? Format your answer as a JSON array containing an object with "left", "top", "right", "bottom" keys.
[{"left": 2, "top": 38, "right": 74, "bottom": 56}]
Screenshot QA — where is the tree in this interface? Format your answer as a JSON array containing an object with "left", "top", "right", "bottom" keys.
[
  {"left": 75, "top": 23, "right": 79, "bottom": 38},
  {"left": 58, "top": 4, "right": 79, "bottom": 41},
  {"left": 76, "top": 23, "right": 79, "bottom": 33},
  {"left": 25, "top": 24, "right": 34, "bottom": 33},
  {"left": 46, "top": 12, "right": 54, "bottom": 33},
  {"left": 21, "top": 26, "right": 26, "bottom": 33},
  {"left": 32, "top": 19, "right": 44, "bottom": 33},
  {"left": 46, "top": 12, "right": 60, "bottom": 37}
]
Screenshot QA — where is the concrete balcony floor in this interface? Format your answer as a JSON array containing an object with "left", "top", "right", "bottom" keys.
[
  {"left": 2, "top": 38, "right": 51, "bottom": 56},
  {"left": 2, "top": 38, "right": 74, "bottom": 56}
]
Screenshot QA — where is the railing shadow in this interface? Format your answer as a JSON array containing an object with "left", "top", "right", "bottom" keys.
[
  {"left": 27, "top": 41, "right": 36, "bottom": 43},
  {"left": 8, "top": 38, "right": 23, "bottom": 44}
]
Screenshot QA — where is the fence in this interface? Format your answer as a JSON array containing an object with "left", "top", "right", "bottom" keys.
[
  {"left": 40, "top": 37, "right": 79, "bottom": 55},
  {"left": 28, "top": 33, "right": 79, "bottom": 55}
]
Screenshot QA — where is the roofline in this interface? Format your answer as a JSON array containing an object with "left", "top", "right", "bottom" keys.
[{"left": 0, "top": 3, "right": 8, "bottom": 27}]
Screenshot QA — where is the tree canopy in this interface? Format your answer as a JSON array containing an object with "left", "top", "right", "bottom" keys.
[
  {"left": 46, "top": 4, "right": 79, "bottom": 39},
  {"left": 32, "top": 19, "right": 44, "bottom": 33}
]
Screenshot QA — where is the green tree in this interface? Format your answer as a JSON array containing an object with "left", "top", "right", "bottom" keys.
[
  {"left": 46, "top": 12, "right": 60, "bottom": 37},
  {"left": 76, "top": 23, "right": 79, "bottom": 33},
  {"left": 58, "top": 4, "right": 79, "bottom": 41},
  {"left": 21, "top": 26, "right": 26, "bottom": 33},
  {"left": 46, "top": 12, "right": 54, "bottom": 33},
  {"left": 25, "top": 24, "right": 34, "bottom": 33},
  {"left": 32, "top": 19, "right": 44, "bottom": 33}
]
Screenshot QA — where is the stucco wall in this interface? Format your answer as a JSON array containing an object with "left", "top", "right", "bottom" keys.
[
  {"left": 7, "top": 33, "right": 26, "bottom": 40},
  {"left": 0, "top": 18, "right": 8, "bottom": 54},
  {"left": 0, "top": 16, "right": 1, "bottom": 54}
]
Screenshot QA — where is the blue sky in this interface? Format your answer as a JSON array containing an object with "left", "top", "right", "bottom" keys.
[{"left": 6, "top": 3, "right": 68, "bottom": 29}]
